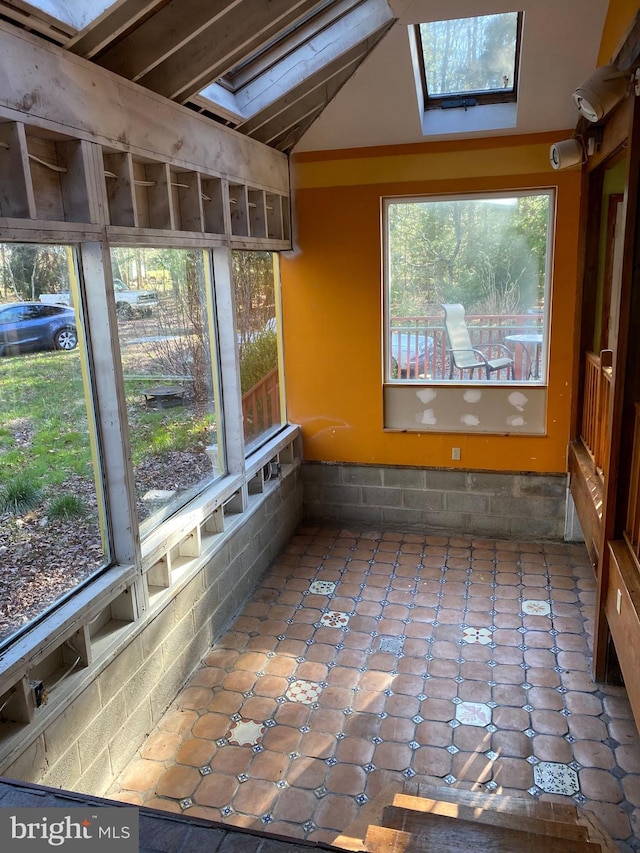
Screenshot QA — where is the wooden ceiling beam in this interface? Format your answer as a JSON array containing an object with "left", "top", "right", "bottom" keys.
[
  {"left": 95, "top": 0, "right": 324, "bottom": 87},
  {"left": 226, "top": 0, "right": 362, "bottom": 90},
  {"left": 136, "top": 0, "right": 329, "bottom": 100},
  {"left": 67, "top": 0, "right": 168, "bottom": 59},
  {"left": 234, "top": 0, "right": 393, "bottom": 118},
  {"left": 93, "top": 0, "right": 240, "bottom": 79},
  {"left": 240, "top": 26, "right": 390, "bottom": 150},
  {"left": 239, "top": 49, "right": 368, "bottom": 141}
]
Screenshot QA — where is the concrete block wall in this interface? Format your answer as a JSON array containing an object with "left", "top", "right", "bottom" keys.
[
  {"left": 302, "top": 462, "right": 568, "bottom": 540},
  {"left": 1, "top": 467, "right": 303, "bottom": 795}
]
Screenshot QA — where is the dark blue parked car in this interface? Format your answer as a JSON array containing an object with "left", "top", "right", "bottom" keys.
[
  {"left": 390, "top": 331, "right": 434, "bottom": 379},
  {"left": 0, "top": 302, "right": 78, "bottom": 356}
]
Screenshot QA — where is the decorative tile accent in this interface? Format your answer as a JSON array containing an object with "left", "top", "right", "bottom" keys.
[
  {"left": 226, "top": 718, "right": 266, "bottom": 747},
  {"left": 319, "top": 610, "right": 350, "bottom": 628},
  {"left": 379, "top": 636, "right": 405, "bottom": 654},
  {"left": 285, "top": 680, "right": 322, "bottom": 704},
  {"left": 444, "top": 774, "right": 457, "bottom": 785},
  {"left": 455, "top": 701, "right": 492, "bottom": 727},
  {"left": 199, "top": 765, "right": 212, "bottom": 776},
  {"left": 533, "top": 762, "right": 580, "bottom": 796},
  {"left": 462, "top": 627, "right": 493, "bottom": 645},
  {"left": 522, "top": 600, "right": 551, "bottom": 616},
  {"left": 180, "top": 798, "right": 193, "bottom": 809},
  {"left": 303, "top": 821, "right": 317, "bottom": 834},
  {"left": 309, "top": 581, "right": 336, "bottom": 595}
]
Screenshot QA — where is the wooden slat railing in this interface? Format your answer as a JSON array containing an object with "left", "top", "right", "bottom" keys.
[
  {"left": 581, "top": 351, "right": 613, "bottom": 479},
  {"left": 581, "top": 352, "right": 601, "bottom": 461},
  {"left": 625, "top": 402, "right": 640, "bottom": 560},
  {"left": 242, "top": 367, "right": 280, "bottom": 441}
]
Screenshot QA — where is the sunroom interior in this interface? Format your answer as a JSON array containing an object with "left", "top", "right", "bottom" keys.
[{"left": 1, "top": 0, "right": 640, "bottom": 849}]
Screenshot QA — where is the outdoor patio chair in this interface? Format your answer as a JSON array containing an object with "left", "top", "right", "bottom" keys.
[{"left": 441, "top": 303, "right": 514, "bottom": 380}]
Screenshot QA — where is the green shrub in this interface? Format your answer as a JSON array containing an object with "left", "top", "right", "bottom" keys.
[
  {"left": 240, "top": 330, "right": 278, "bottom": 395},
  {"left": 0, "top": 473, "right": 42, "bottom": 515},
  {"left": 48, "top": 493, "right": 86, "bottom": 520}
]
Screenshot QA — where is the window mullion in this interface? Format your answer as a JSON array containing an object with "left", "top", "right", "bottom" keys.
[
  {"left": 212, "top": 245, "right": 246, "bottom": 479},
  {"left": 78, "top": 242, "right": 140, "bottom": 567}
]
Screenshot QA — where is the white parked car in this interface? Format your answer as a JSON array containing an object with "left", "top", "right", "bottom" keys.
[{"left": 39, "top": 279, "right": 159, "bottom": 319}]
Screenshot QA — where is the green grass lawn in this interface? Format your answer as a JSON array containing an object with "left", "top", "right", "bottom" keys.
[{"left": 1, "top": 350, "right": 214, "bottom": 502}]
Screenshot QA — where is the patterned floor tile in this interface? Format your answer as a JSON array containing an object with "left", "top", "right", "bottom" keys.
[
  {"left": 309, "top": 581, "right": 336, "bottom": 595},
  {"left": 462, "top": 627, "right": 492, "bottom": 645},
  {"left": 226, "top": 718, "right": 266, "bottom": 747},
  {"left": 533, "top": 761, "right": 580, "bottom": 795},
  {"left": 285, "top": 680, "right": 322, "bottom": 704},
  {"left": 522, "top": 600, "right": 551, "bottom": 616},
  {"left": 319, "top": 610, "right": 350, "bottom": 628},
  {"left": 455, "top": 701, "right": 492, "bottom": 727}
]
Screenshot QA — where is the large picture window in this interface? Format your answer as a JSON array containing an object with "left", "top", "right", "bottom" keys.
[
  {"left": 385, "top": 191, "right": 553, "bottom": 384},
  {"left": 111, "top": 247, "right": 222, "bottom": 537},
  {"left": 0, "top": 243, "right": 108, "bottom": 648},
  {"left": 233, "top": 251, "right": 284, "bottom": 452}
]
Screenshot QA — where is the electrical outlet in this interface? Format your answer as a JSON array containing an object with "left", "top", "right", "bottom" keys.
[{"left": 451, "top": 447, "right": 461, "bottom": 461}]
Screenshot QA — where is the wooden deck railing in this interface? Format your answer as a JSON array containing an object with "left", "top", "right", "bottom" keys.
[
  {"left": 580, "top": 351, "right": 613, "bottom": 479},
  {"left": 242, "top": 367, "right": 280, "bottom": 441},
  {"left": 390, "top": 313, "right": 542, "bottom": 380}
]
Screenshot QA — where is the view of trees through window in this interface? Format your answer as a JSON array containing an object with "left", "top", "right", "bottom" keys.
[
  {"left": 386, "top": 192, "right": 552, "bottom": 382},
  {"left": 0, "top": 243, "right": 285, "bottom": 647},
  {"left": 233, "top": 251, "right": 283, "bottom": 449},
  {"left": 110, "top": 247, "right": 221, "bottom": 537},
  {"left": 419, "top": 12, "right": 519, "bottom": 97},
  {"left": 0, "top": 243, "right": 106, "bottom": 647}
]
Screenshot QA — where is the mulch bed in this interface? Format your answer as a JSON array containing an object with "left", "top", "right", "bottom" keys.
[{"left": 0, "top": 452, "right": 212, "bottom": 646}]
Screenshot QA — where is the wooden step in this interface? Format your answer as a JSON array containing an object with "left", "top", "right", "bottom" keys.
[
  {"left": 397, "top": 784, "right": 618, "bottom": 853},
  {"left": 364, "top": 816, "right": 603, "bottom": 853},
  {"left": 401, "top": 781, "right": 579, "bottom": 823},
  {"left": 384, "top": 801, "right": 590, "bottom": 843}
]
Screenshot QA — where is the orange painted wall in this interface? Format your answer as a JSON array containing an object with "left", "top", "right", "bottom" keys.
[
  {"left": 598, "top": 0, "right": 639, "bottom": 65},
  {"left": 281, "top": 133, "right": 583, "bottom": 473}
]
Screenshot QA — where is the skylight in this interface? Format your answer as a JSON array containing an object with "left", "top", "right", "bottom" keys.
[
  {"left": 18, "top": 0, "right": 119, "bottom": 31},
  {"left": 417, "top": 12, "right": 521, "bottom": 107}
]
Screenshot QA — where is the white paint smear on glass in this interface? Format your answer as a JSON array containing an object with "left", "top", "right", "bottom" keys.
[
  {"left": 416, "top": 409, "right": 438, "bottom": 425},
  {"left": 417, "top": 388, "right": 437, "bottom": 404},
  {"left": 508, "top": 391, "right": 529, "bottom": 411},
  {"left": 461, "top": 414, "right": 480, "bottom": 426},
  {"left": 506, "top": 415, "right": 525, "bottom": 427},
  {"left": 463, "top": 389, "right": 482, "bottom": 403}
]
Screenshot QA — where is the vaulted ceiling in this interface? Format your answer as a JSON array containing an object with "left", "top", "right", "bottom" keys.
[{"left": 0, "top": 0, "right": 612, "bottom": 153}]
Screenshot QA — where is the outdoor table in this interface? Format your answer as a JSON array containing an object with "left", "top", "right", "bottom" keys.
[
  {"left": 505, "top": 333, "right": 543, "bottom": 379},
  {"left": 141, "top": 385, "right": 185, "bottom": 408}
]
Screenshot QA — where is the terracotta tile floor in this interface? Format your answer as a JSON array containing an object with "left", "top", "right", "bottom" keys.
[{"left": 108, "top": 526, "right": 640, "bottom": 851}]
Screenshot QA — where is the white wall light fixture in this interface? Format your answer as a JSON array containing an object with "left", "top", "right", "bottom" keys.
[
  {"left": 572, "top": 65, "right": 628, "bottom": 123},
  {"left": 549, "top": 138, "right": 583, "bottom": 170}
]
